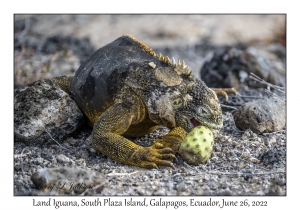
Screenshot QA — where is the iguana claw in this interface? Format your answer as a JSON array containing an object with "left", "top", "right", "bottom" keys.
[{"left": 211, "top": 87, "right": 238, "bottom": 101}]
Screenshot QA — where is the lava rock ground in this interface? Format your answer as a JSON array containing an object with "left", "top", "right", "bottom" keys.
[{"left": 14, "top": 115, "right": 286, "bottom": 196}]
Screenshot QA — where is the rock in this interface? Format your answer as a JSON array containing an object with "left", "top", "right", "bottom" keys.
[
  {"left": 89, "top": 148, "right": 97, "bottom": 154},
  {"left": 221, "top": 181, "right": 230, "bottom": 189},
  {"left": 56, "top": 154, "right": 71, "bottom": 163},
  {"left": 176, "top": 182, "right": 187, "bottom": 192},
  {"left": 35, "top": 158, "right": 44, "bottom": 165},
  {"left": 207, "top": 179, "right": 219, "bottom": 190},
  {"left": 31, "top": 167, "right": 107, "bottom": 194},
  {"left": 249, "top": 157, "right": 260, "bottom": 164},
  {"left": 14, "top": 164, "right": 22, "bottom": 171},
  {"left": 233, "top": 96, "right": 285, "bottom": 134},
  {"left": 77, "top": 159, "right": 86, "bottom": 167},
  {"left": 241, "top": 169, "right": 253, "bottom": 181},
  {"left": 14, "top": 80, "right": 83, "bottom": 143},
  {"left": 153, "top": 189, "right": 166, "bottom": 196},
  {"left": 268, "top": 137, "right": 277, "bottom": 145},
  {"left": 276, "top": 178, "right": 286, "bottom": 186},
  {"left": 241, "top": 150, "right": 250, "bottom": 159},
  {"left": 42, "top": 153, "right": 53, "bottom": 161},
  {"left": 259, "top": 149, "right": 286, "bottom": 168},
  {"left": 200, "top": 47, "right": 285, "bottom": 90},
  {"left": 217, "top": 189, "right": 232, "bottom": 196}
]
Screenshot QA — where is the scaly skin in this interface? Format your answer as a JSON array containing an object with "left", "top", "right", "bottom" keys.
[{"left": 51, "top": 35, "right": 235, "bottom": 168}]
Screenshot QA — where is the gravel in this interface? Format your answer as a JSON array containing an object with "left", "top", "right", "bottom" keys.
[{"left": 14, "top": 113, "right": 286, "bottom": 195}]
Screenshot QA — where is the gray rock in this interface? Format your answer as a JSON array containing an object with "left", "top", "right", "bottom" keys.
[
  {"left": 233, "top": 96, "right": 285, "bottom": 134},
  {"left": 276, "top": 178, "right": 286, "bottom": 186},
  {"left": 200, "top": 47, "right": 285, "bottom": 90},
  {"left": 35, "top": 158, "right": 44, "bottom": 165},
  {"left": 14, "top": 80, "right": 83, "bottom": 143},
  {"left": 56, "top": 154, "right": 71, "bottom": 163},
  {"left": 176, "top": 182, "right": 187, "bottom": 192},
  {"left": 217, "top": 189, "right": 232, "bottom": 196},
  {"left": 77, "top": 159, "right": 87, "bottom": 167},
  {"left": 31, "top": 167, "right": 107, "bottom": 195},
  {"left": 14, "top": 164, "right": 22, "bottom": 171},
  {"left": 153, "top": 189, "right": 166, "bottom": 196},
  {"left": 207, "top": 179, "right": 219, "bottom": 190},
  {"left": 221, "top": 181, "right": 230, "bottom": 189}
]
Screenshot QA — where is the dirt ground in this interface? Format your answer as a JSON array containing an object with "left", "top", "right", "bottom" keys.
[{"left": 14, "top": 14, "right": 286, "bottom": 197}]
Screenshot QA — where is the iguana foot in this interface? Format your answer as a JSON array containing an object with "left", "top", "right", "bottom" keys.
[
  {"left": 127, "top": 127, "right": 186, "bottom": 169},
  {"left": 128, "top": 143, "right": 175, "bottom": 169},
  {"left": 153, "top": 127, "right": 186, "bottom": 154},
  {"left": 211, "top": 87, "right": 238, "bottom": 101}
]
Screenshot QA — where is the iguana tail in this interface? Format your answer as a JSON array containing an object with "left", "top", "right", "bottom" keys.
[{"left": 51, "top": 75, "right": 73, "bottom": 94}]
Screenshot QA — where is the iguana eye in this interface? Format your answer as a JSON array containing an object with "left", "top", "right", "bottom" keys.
[
  {"left": 198, "top": 107, "right": 209, "bottom": 116},
  {"left": 172, "top": 98, "right": 183, "bottom": 108}
]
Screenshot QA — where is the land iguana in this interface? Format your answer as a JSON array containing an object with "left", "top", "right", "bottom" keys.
[{"left": 52, "top": 35, "right": 236, "bottom": 168}]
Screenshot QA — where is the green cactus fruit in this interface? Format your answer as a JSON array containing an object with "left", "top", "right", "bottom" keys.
[{"left": 179, "top": 126, "right": 214, "bottom": 165}]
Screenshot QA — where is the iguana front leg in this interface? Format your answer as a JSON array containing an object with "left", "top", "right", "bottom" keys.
[
  {"left": 210, "top": 87, "right": 238, "bottom": 101},
  {"left": 92, "top": 99, "right": 176, "bottom": 169}
]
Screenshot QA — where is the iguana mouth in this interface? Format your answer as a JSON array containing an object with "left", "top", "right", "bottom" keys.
[{"left": 190, "top": 117, "right": 201, "bottom": 127}]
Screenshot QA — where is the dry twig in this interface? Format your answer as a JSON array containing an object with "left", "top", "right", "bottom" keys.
[
  {"left": 249, "top": 72, "right": 285, "bottom": 92},
  {"left": 45, "top": 131, "right": 72, "bottom": 152},
  {"left": 220, "top": 104, "right": 238, "bottom": 110}
]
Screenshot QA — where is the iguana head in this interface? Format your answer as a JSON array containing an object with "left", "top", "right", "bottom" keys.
[
  {"left": 172, "top": 78, "right": 223, "bottom": 132},
  {"left": 170, "top": 60, "right": 223, "bottom": 132},
  {"left": 146, "top": 60, "right": 223, "bottom": 132}
]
